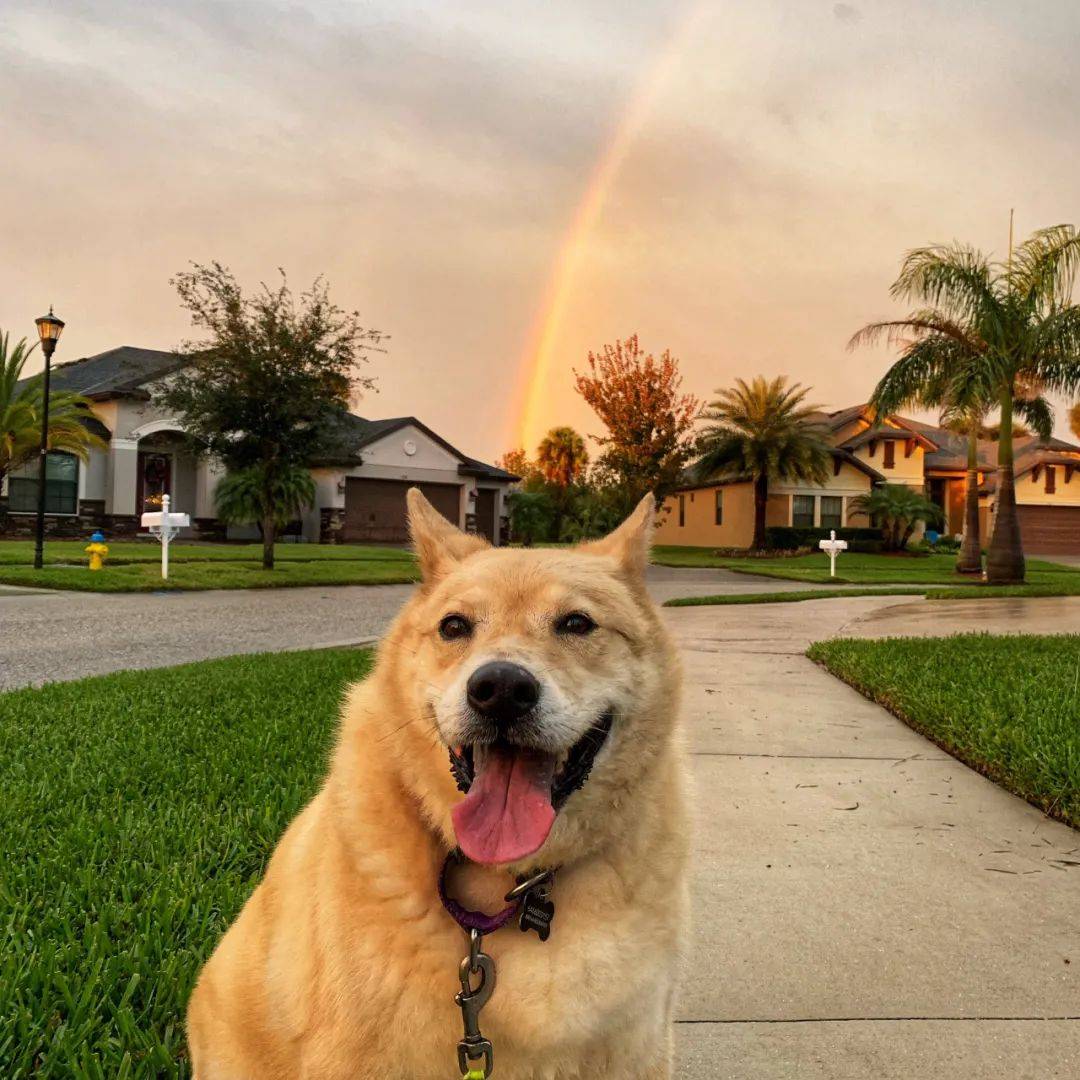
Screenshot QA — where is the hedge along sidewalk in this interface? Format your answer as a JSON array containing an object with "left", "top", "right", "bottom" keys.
[
  {"left": 0, "top": 646, "right": 373, "bottom": 1079},
  {"left": 664, "top": 586, "right": 930, "bottom": 607},
  {"left": 808, "top": 634, "right": 1080, "bottom": 830}
]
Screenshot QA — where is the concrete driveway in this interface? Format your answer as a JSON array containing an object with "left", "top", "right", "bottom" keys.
[{"left": 671, "top": 595, "right": 1080, "bottom": 1078}]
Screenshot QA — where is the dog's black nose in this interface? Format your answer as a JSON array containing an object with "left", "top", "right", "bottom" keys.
[{"left": 467, "top": 661, "right": 540, "bottom": 726}]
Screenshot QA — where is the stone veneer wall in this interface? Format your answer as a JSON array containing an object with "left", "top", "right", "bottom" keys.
[{"left": 0, "top": 499, "right": 222, "bottom": 541}]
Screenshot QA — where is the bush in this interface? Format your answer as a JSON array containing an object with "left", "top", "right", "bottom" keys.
[{"left": 764, "top": 526, "right": 883, "bottom": 552}]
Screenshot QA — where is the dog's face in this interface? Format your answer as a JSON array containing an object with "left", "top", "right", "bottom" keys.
[{"left": 380, "top": 490, "right": 676, "bottom": 868}]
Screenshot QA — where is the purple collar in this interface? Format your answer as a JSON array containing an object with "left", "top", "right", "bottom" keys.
[{"left": 438, "top": 850, "right": 552, "bottom": 936}]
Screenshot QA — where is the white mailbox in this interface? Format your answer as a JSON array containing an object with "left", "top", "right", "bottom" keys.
[
  {"left": 818, "top": 529, "right": 848, "bottom": 579},
  {"left": 141, "top": 494, "right": 190, "bottom": 580}
]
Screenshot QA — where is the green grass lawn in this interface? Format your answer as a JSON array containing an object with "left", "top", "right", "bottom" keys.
[
  {"left": 0, "top": 540, "right": 419, "bottom": 591},
  {"left": 654, "top": 546, "right": 1080, "bottom": 596},
  {"left": 0, "top": 539, "right": 413, "bottom": 563},
  {"left": 0, "top": 647, "right": 372, "bottom": 1078},
  {"left": 809, "top": 634, "right": 1080, "bottom": 830}
]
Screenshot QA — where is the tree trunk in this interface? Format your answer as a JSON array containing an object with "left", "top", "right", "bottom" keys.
[
  {"left": 752, "top": 474, "right": 768, "bottom": 549},
  {"left": 956, "top": 427, "right": 982, "bottom": 574},
  {"left": 986, "top": 390, "right": 1025, "bottom": 584},
  {"left": 262, "top": 511, "right": 276, "bottom": 570}
]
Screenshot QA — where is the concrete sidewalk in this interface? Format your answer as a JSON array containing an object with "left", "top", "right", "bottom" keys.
[{"left": 670, "top": 596, "right": 1080, "bottom": 1078}]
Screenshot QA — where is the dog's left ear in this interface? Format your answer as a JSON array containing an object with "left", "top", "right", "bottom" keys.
[
  {"left": 580, "top": 493, "right": 655, "bottom": 582},
  {"left": 407, "top": 488, "right": 488, "bottom": 582}
]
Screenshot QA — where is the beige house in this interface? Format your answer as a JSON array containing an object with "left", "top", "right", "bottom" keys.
[
  {"left": 1, "top": 347, "right": 516, "bottom": 544},
  {"left": 656, "top": 404, "right": 1080, "bottom": 555}
]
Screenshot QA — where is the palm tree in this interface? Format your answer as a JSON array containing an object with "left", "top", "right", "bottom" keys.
[
  {"left": 214, "top": 463, "right": 315, "bottom": 565},
  {"left": 536, "top": 427, "right": 588, "bottom": 539},
  {"left": 694, "top": 377, "right": 832, "bottom": 549},
  {"left": 851, "top": 225, "right": 1080, "bottom": 583},
  {"left": 0, "top": 331, "right": 107, "bottom": 494},
  {"left": 536, "top": 427, "right": 588, "bottom": 487},
  {"left": 850, "top": 484, "right": 943, "bottom": 552}
]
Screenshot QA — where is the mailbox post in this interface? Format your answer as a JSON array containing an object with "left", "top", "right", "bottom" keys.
[
  {"left": 140, "top": 494, "right": 190, "bottom": 580},
  {"left": 818, "top": 529, "right": 848, "bottom": 579}
]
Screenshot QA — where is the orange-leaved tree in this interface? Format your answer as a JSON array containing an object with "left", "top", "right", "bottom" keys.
[{"left": 574, "top": 335, "right": 698, "bottom": 510}]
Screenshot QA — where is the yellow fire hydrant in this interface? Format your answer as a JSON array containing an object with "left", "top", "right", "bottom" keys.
[{"left": 85, "top": 531, "right": 109, "bottom": 571}]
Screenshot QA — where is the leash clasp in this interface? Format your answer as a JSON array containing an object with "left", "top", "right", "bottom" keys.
[{"left": 456, "top": 930, "right": 495, "bottom": 1077}]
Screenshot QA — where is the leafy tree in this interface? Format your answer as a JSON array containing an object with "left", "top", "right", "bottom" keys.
[
  {"left": 157, "top": 263, "right": 383, "bottom": 568},
  {"left": 850, "top": 483, "right": 943, "bottom": 552},
  {"left": 1070, "top": 401, "right": 1080, "bottom": 442},
  {"left": 556, "top": 483, "right": 625, "bottom": 542},
  {"left": 214, "top": 463, "right": 316, "bottom": 535},
  {"left": 693, "top": 376, "right": 832, "bottom": 549},
  {"left": 574, "top": 335, "right": 698, "bottom": 507},
  {"left": 0, "top": 331, "right": 106, "bottom": 493},
  {"left": 505, "top": 489, "right": 555, "bottom": 546},
  {"left": 851, "top": 226, "right": 1080, "bottom": 583},
  {"left": 495, "top": 448, "right": 544, "bottom": 488}
]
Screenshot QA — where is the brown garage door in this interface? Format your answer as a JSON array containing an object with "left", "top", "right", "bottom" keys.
[
  {"left": 1016, "top": 505, "right": 1080, "bottom": 555},
  {"left": 343, "top": 478, "right": 460, "bottom": 543}
]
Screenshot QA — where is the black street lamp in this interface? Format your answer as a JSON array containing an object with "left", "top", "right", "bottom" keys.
[{"left": 33, "top": 307, "right": 65, "bottom": 570}]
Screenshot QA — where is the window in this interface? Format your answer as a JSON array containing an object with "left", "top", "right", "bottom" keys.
[
  {"left": 820, "top": 495, "right": 842, "bottom": 530},
  {"left": 714, "top": 489, "right": 723, "bottom": 525},
  {"left": 1046, "top": 466, "right": 1057, "bottom": 494},
  {"left": 792, "top": 495, "right": 815, "bottom": 528},
  {"left": 882, "top": 440, "right": 896, "bottom": 469},
  {"left": 7, "top": 452, "right": 79, "bottom": 515},
  {"left": 678, "top": 494, "right": 685, "bottom": 527}
]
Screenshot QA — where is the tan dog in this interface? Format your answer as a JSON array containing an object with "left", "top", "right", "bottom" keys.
[{"left": 187, "top": 491, "right": 689, "bottom": 1079}]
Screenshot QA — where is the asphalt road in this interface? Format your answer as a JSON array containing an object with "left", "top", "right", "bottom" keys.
[{"left": 0, "top": 565, "right": 797, "bottom": 690}]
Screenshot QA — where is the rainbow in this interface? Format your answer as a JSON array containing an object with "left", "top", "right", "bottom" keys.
[{"left": 511, "top": 2, "right": 709, "bottom": 452}]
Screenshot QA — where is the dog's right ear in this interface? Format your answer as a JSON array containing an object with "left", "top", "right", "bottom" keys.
[{"left": 407, "top": 488, "right": 488, "bottom": 583}]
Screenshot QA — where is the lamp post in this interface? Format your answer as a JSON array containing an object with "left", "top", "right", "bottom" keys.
[{"left": 33, "top": 307, "right": 65, "bottom": 570}]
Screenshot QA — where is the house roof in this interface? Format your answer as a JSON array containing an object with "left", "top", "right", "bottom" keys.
[
  {"left": 24, "top": 346, "right": 185, "bottom": 400},
  {"left": 27, "top": 345, "right": 516, "bottom": 483},
  {"left": 673, "top": 447, "right": 883, "bottom": 492},
  {"left": 841, "top": 426, "right": 938, "bottom": 453},
  {"left": 302, "top": 412, "right": 518, "bottom": 482}
]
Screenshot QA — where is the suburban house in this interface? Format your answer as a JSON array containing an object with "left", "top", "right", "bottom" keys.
[
  {"left": 656, "top": 404, "right": 1080, "bottom": 555},
  {"left": 0, "top": 346, "right": 517, "bottom": 544}
]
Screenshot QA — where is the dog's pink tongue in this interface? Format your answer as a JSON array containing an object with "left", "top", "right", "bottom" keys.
[{"left": 452, "top": 745, "right": 557, "bottom": 865}]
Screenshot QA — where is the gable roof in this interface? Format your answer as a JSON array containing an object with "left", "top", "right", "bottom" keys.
[
  {"left": 306, "top": 411, "right": 517, "bottom": 481},
  {"left": 672, "top": 446, "right": 884, "bottom": 492},
  {"left": 27, "top": 346, "right": 185, "bottom": 400}
]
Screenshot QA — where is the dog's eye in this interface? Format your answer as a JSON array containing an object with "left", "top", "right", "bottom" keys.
[
  {"left": 555, "top": 612, "right": 596, "bottom": 636},
  {"left": 439, "top": 614, "right": 473, "bottom": 641}
]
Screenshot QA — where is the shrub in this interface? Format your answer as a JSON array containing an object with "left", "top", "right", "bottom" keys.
[{"left": 764, "top": 526, "right": 883, "bottom": 552}]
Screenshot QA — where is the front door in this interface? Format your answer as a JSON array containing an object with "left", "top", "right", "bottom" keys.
[
  {"left": 475, "top": 489, "right": 497, "bottom": 543},
  {"left": 137, "top": 451, "right": 172, "bottom": 511}
]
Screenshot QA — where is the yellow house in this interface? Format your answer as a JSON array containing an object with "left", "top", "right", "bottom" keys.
[{"left": 657, "top": 404, "right": 1080, "bottom": 555}]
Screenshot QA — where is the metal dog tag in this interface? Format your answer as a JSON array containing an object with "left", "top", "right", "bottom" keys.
[{"left": 518, "top": 881, "right": 555, "bottom": 941}]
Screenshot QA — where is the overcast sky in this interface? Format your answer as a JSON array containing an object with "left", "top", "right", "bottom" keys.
[{"left": 3, "top": 0, "right": 1078, "bottom": 461}]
